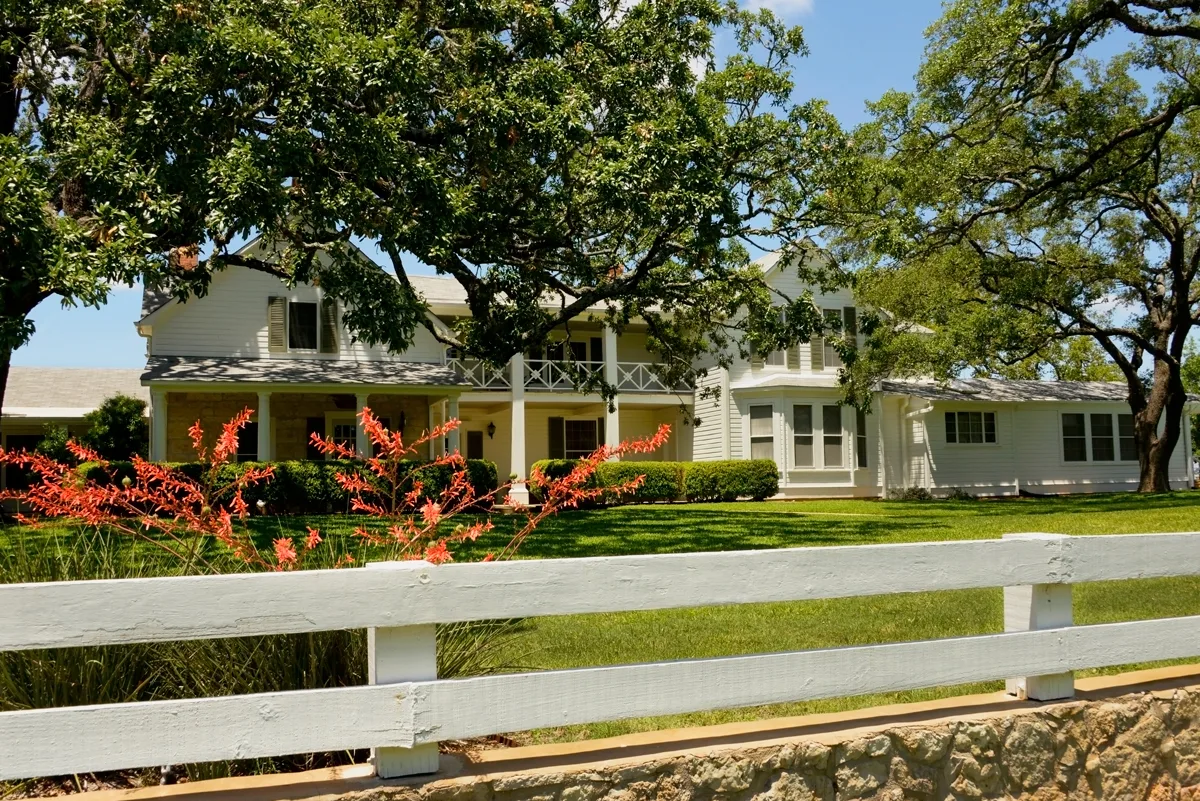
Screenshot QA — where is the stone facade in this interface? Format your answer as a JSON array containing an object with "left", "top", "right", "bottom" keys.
[
  {"left": 163, "top": 391, "right": 434, "bottom": 462},
  {"left": 346, "top": 687, "right": 1199, "bottom": 801}
]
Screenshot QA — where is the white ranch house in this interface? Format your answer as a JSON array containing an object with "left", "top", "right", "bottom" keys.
[{"left": 127, "top": 238, "right": 1197, "bottom": 500}]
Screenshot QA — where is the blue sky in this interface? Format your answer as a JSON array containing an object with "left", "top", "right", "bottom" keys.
[{"left": 17, "top": 0, "right": 946, "bottom": 369}]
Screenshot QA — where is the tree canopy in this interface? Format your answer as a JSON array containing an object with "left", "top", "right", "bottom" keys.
[{"left": 820, "top": 0, "right": 1200, "bottom": 490}]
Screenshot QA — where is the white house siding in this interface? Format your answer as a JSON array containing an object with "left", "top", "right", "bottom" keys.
[
  {"left": 880, "top": 396, "right": 906, "bottom": 491},
  {"left": 691, "top": 368, "right": 725, "bottom": 461},
  {"left": 923, "top": 401, "right": 1191, "bottom": 495},
  {"left": 148, "top": 268, "right": 445, "bottom": 362}
]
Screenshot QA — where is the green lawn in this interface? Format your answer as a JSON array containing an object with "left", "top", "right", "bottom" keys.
[{"left": 4, "top": 493, "right": 1200, "bottom": 744}]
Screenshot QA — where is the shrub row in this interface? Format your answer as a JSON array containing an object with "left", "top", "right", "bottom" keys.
[
  {"left": 529, "top": 459, "right": 779, "bottom": 504},
  {"left": 77, "top": 459, "right": 500, "bottom": 514}
]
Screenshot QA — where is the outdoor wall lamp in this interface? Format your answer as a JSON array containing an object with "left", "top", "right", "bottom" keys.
[{"left": 487, "top": 421, "right": 496, "bottom": 439}]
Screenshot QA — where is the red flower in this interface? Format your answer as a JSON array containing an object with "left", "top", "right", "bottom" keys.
[{"left": 273, "top": 537, "right": 298, "bottom": 569}]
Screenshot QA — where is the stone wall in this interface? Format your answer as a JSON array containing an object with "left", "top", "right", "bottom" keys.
[{"left": 378, "top": 686, "right": 1199, "bottom": 801}]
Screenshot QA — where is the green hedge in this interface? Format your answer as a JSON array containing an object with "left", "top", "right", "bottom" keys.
[
  {"left": 529, "top": 458, "right": 778, "bottom": 505},
  {"left": 683, "top": 460, "right": 779, "bottom": 502},
  {"left": 77, "top": 459, "right": 500, "bottom": 514}
]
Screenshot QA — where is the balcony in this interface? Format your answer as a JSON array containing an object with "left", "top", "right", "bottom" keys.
[
  {"left": 451, "top": 357, "right": 682, "bottom": 393},
  {"left": 448, "top": 358, "right": 511, "bottom": 389}
]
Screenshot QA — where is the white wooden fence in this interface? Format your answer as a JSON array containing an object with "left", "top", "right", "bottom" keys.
[{"left": 2, "top": 532, "right": 1200, "bottom": 781}]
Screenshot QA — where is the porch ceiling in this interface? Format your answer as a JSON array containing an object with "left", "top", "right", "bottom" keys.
[{"left": 142, "top": 356, "right": 467, "bottom": 389}]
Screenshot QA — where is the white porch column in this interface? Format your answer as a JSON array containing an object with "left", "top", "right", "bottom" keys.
[
  {"left": 509, "top": 353, "right": 529, "bottom": 504},
  {"left": 356, "top": 393, "right": 370, "bottom": 457},
  {"left": 256, "top": 391, "right": 272, "bottom": 462},
  {"left": 150, "top": 389, "right": 168, "bottom": 462},
  {"left": 603, "top": 328, "right": 620, "bottom": 453},
  {"left": 447, "top": 395, "right": 461, "bottom": 454}
]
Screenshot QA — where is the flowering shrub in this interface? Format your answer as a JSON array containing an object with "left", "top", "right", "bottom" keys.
[{"left": 0, "top": 406, "right": 671, "bottom": 573}]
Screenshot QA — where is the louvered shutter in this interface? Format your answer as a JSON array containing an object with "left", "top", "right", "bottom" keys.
[
  {"left": 268, "top": 297, "right": 287, "bottom": 353},
  {"left": 750, "top": 345, "right": 765, "bottom": 370},
  {"left": 786, "top": 346, "right": 800, "bottom": 370},
  {"left": 810, "top": 338, "right": 824, "bottom": 372},
  {"left": 843, "top": 307, "right": 858, "bottom": 338},
  {"left": 319, "top": 297, "right": 339, "bottom": 354},
  {"left": 548, "top": 417, "right": 565, "bottom": 459}
]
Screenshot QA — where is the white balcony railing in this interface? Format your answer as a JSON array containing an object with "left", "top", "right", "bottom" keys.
[
  {"left": 448, "top": 358, "right": 510, "bottom": 389},
  {"left": 451, "top": 356, "right": 679, "bottom": 394},
  {"left": 524, "top": 360, "right": 602, "bottom": 391},
  {"left": 615, "top": 361, "right": 674, "bottom": 393}
]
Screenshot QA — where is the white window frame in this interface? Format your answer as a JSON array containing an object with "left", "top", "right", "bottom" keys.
[
  {"left": 325, "top": 412, "right": 358, "bottom": 457},
  {"left": 780, "top": 400, "right": 849, "bottom": 471},
  {"left": 821, "top": 404, "right": 845, "bottom": 469},
  {"left": 944, "top": 410, "right": 999, "bottom": 446},
  {"left": 563, "top": 416, "right": 601, "bottom": 460},
  {"left": 748, "top": 404, "right": 776, "bottom": 463},
  {"left": 1059, "top": 410, "right": 1141, "bottom": 464}
]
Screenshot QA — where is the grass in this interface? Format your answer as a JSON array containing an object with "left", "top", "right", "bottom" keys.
[{"left": 3, "top": 492, "right": 1200, "bottom": 746}]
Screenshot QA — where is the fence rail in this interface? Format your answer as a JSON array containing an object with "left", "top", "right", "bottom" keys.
[{"left": 2, "top": 532, "right": 1199, "bottom": 781}]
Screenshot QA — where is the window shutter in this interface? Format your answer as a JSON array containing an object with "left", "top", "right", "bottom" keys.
[
  {"left": 786, "top": 345, "right": 800, "bottom": 370},
  {"left": 597, "top": 416, "right": 605, "bottom": 448},
  {"left": 268, "top": 297, "right": 286, "bottom": 353},
  {"left": 548, "top": 417, "right": 565, "bottom": 459},
  {"left": 750, "top": 345, "right": 765, "bottom": 370},
  {"left": 319, "top": 297, "right": 339, "bottom": 354},
  {"left": 810, "top": 338, "right": 824, "bottom": 372}
]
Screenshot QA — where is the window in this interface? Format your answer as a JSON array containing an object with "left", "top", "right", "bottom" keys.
[
  {"left": 549, "top": 417, "right": 601, "bottom": 459},
  {"left": 1118, "top": 414, "right": 1137, "bottom": 461},
  {"left": 793, "top": 405, "right": 814, "bottom": 467},
  {"left": 823, "top": 405, "right": 843, "bottom": 467},
  {"left": 765, "top": 349, "right": 787, "bottom": 367},
  {"left": 823, "top": 309, "right": 843, "bottom": 368},
  {"left": 944, "top": 411, "right": 996, "bottom": 444},
  {"left": 855, "top": 409, "right": 868, "bottom": 469},
  {"left": 1090, "top": 413, "right": 1115, "bottom": 461},
  {"left": 1062, "top": 413, "right": 1087, "bottom": 462},
  {"left": 237, "top": 422, "right": 259, "bottom": 463},
  {"left": 749, "top": 405, "right": 774, "bottom": 461},
  {"left": 564, "top": 419, "right": 598, "bottom": 459},
  {"left": 331, "top": 419, "right": 357, "bottom": 452},
  {"left": 466, "top": 430, "right": 484, "bottom": 460},
  {"left": 288, "top": 301, "right": 318, "bottom": 350}
]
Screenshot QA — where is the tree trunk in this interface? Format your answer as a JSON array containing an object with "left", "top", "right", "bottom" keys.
[{"left": 1133, "top": 363, "right": 1186, "bottom": 493}]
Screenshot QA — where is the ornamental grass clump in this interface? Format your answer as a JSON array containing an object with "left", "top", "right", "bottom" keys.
[{"left": 0, "top": 408, "right": 669, "bottom": 785}]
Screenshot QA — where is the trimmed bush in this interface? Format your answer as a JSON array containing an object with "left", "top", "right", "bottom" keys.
[
  {"left": 77, "top": 459, "right": 499, "bottom": 514},
  {"left": 683, "top": 460, "right": 779, "bottom": 502},
  {"left": 530, "top": 458, "right": 778, "bottom": 505},
  {"left": 595, "top": 461, "right": 684, "bottom": 503}
]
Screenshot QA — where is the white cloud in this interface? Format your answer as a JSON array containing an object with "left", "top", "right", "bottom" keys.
[{"left": 743, "top": 0, "right": 813, "bottom": 15}]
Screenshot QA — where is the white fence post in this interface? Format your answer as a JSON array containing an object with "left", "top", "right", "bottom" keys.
[
  {"left": 1003, "top": 533, "right": 1074, "bottom": 701},
  {"left": 367, "top": 562, "right": 439, "bottom": 778}
]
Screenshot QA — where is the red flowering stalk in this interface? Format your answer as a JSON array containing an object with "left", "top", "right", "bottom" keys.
[
  {"left": 0, "top": 405, "right": 671, "bottom": 573},
  {"left": 0, "top": 407, "right": 277, "bottom": 572},
  {"left": 302, "top": 409, "right": 672, "bottom": 566}
]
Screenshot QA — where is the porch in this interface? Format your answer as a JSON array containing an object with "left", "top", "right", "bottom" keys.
[{"left": 143, "top": 356, "right": 468, "bottom": 463}]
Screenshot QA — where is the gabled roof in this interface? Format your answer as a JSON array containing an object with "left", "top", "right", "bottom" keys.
[{"left": 882, "top": 377, "right": 1200, "bottom": 405}]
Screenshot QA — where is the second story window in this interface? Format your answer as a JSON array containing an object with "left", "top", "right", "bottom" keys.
[
  {"left": 289, "top": 302, "right": 318, "bottom": 350},
  {"left": 268, "top": 296, "right": 339, "bottom": 355}
]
